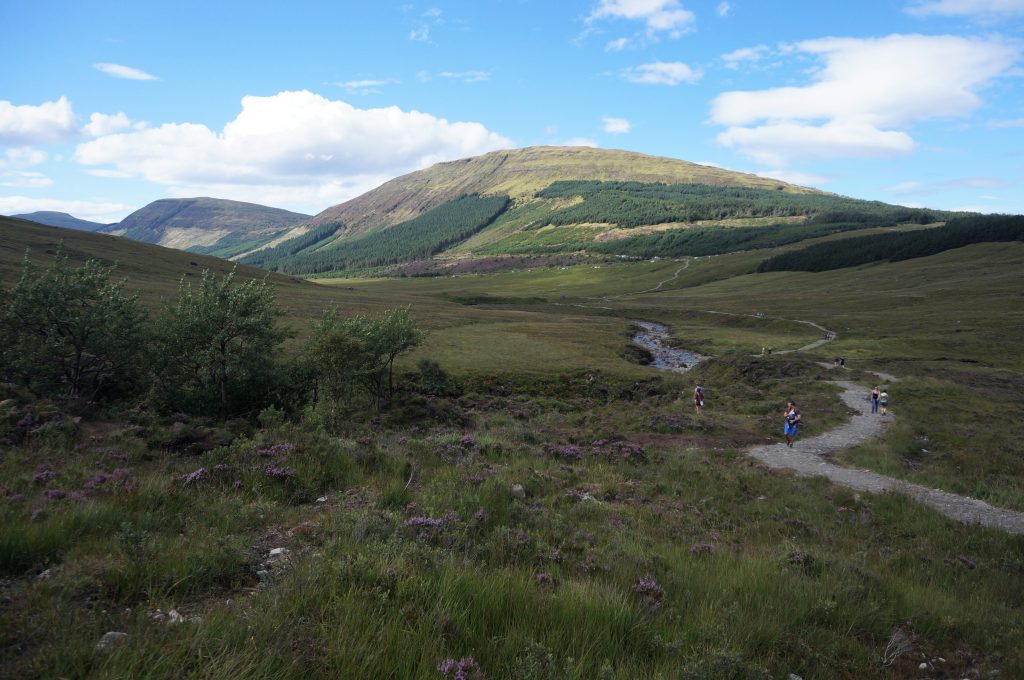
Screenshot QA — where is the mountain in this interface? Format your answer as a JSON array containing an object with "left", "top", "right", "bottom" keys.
[
  {"left": 241, "top": 146, "right": 952, "bottom": 276},
  {"left": 308, "top": 146, "right": 819, "bottom": 237},
  {"left": 11, "top": 211, "right": 110, "bottom": 232},
  {"left": 101, "top": 197, "right": 311, "bottom": 258}
]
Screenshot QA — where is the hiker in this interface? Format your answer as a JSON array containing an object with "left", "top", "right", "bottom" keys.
[
  {"left": 783, "top": 401, "right": 801, "bottom": 447},
  {"left": 879, "top": 389, "right": 889, "bottom": 415},
  {"left": 693, "top": 385, "right": 705, "bottom": 414},
  {"left": 869, "top": 386, "right": 880, "bottom": 414},
  {"left": 839, "top": 357, "right": 845, "bottom": 367}
]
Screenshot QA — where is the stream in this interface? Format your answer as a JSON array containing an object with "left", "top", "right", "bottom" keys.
[{"left": 632, "top": 320, "right": 703, "bottom": 373}]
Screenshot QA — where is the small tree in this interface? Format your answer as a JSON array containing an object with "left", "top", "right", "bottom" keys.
[
  {"left": 153, "top": 268, "right": 288, "bottom": 417},
  {"left": 344, "top": 307, "right": 425, "bottom": 404},
  {"left": 0, "top": 251, "right": 148, "bottom": 402}
]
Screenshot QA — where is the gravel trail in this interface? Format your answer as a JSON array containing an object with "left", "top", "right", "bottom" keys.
[{"left": 747, "top": 380, "right": 1024, "bottom": 535}]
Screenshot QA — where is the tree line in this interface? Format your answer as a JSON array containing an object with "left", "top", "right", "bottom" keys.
[
  {"left": 536, "top": 180, "right": 950, "bottom": 229},
  {"left": 0, "top": 252, "right": 425, "bottom": 422},
  {"left": 755, "top": 215, "right": 1024, "bottom": 273},
  {"left": 244, "top": 195, "right": 511, "bottom": 275}
]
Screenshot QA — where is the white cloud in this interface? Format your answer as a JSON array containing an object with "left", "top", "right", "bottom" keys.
[
  {"left": 718, "top": 122, "right": 915, "bottom": 166},
  {"left": 92, "top": 63, "right": 158, "bottom": 81},
  {"left": 906, "top": 0, "right": 1024, "bottom": 17},
  {"left": 0, "top": 97, "right": 77, "bottom": 145},
  {"left": 0, "top": 196, "right": 131, "bottom": 223},
  {"left": 73, "top": 90, "right": 512, "bottom": 214},
  {"left": 0, "top": 171, "right": 52, "bottom": 188},
  {"left": 722, "top": 45, "right": 771, "bottom": 69},
  {"left": 83, "top": 112, "right": 147, "bottom": 137},
  {"left": 623, "top": 61, "right": 701, "bottom": 85},
  {"left": 754, "top": 168, "right": 831, "bottom": 186},
  {"left": 711, "top": 34, "right": 1019, "bottom": 165},
  {"left": 3, "top": 147, "right": 47, "bottom": 167},
  {"left": 438, "top": 70, "right": 490, "bottom": 83},
  {"left": 717, "top": 2, "right": 732, "bottom": 17},
  {"left": 409, "top": 26, "right": 430, "bottom": 41},
  {"left": 887, "top": 180, "right": 925, "bottom": 194},
  {"left": 606, "top": 37, "right": 630, "bottom": 51},
  {"left": 588, "top": 0, "right": 695, "bottom": 37},
  {"left": 602, "top": 116, "right": 631, "bottom": 133},
  {"left": 563, "top": 137, "right": 600, "bottom": 147}
]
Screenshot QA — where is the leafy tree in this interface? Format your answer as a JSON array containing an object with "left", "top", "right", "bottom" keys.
[
  {"left": 0, "top": 251, "right": 148, "bottom": 402},
  {"left": 153, "top": 268, "right": 288, "bottom": 417}
]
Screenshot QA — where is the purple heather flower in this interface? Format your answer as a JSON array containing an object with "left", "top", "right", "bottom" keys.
[
  {"left": 536, "top": 572, "right": 551, "bottom": 585},
  {"left": 83, "top": 472, "right": 111, "bottom": 490},
  {"left": 182, "top": 467, "right": 206, "bottom": 486},
  {"left": 33, "top": 470, "right": 57, "bottom": 484},
  {"left": 110, "top": 468, "right": 132, "bottom": 480},
  {"left": 690, "top": 543, "right": 714, "bottom": 556},
  {"left": 405, "top": 516, "right": 444, "bottom": 528},
  {"left": 468, "top": 474, "right": 484, "bottom": 485},
  {"left": 545, "top": 444, "right": 582, "bottom": 460},
  {"left": 437, "top": 656, "right": 483, "bottom": 679},
  {"left": 256, "top": 443, "right": 295, "bottom": 458},
  {"left": 264, "top": 465, "right": 296, "bottom": 479},
  {"left": 473, "top": 508, "right": 486, "bottom": 523},
  {"left": 43, "top": 489, "right": 67, "bottom": 500},
  {"left": 386, "top": 566, "right": 397, "bottom": 578},
  {"left": 442, "top": 510, "right": 460, "bottom": 524},
  {"left": 513, "top": 528, "right": 529, "bottom": 544}
]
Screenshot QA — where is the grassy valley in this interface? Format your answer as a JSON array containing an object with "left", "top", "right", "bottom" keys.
[{"left": 2, "top": 200, "right": 1023, "bottom": 678}]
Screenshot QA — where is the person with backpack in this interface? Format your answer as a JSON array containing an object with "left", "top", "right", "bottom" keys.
[
  {"left": 879, "top": 390, "right": 889, "bottom": 415},
  {"left": 783, "top": 401, "right": 801, "bottom": 447},
  {"left": 693, "top": 385, "right": 705, "bottom": 414},
  {"left": 869, "top": 386, "right": 880, "bottom": 414}
]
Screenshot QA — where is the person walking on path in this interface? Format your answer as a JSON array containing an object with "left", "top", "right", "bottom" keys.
[
  {"left": 870, "top": 386, "right": 880, "bottom": 414},
  {"left": 693, "top": 385, "right": 705, "bottom": 415},
  {"left": 783, "top": 401, "right": 801, "bottom": 447},
  {"left": 879, "top": 390, "right": 889, "bottom": 415}
]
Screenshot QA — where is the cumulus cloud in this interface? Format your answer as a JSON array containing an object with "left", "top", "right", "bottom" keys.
[
  {"left": 623, "top": 61, "right": 701, "bottom": 85},
  {"left": 73, "top": 90, "right": 512, "bottom": 213},
  {"left": 605, "top": 37, "right": 630, "bottom": 51},
  {"left": 83, "top": 112, "right": 147, "bottom": 137},
  {"left": 721, "top": 45, "right": 771, "bottom": 69},
  {"left": 602, "top": 116, "right": 631, "bottom": 133},
  {"left": 93, "top": 63, "right": 158, "bottom": 81},
  {"left": 906, "top": 0, "right": 1024, "bottom": 17},
  {"left": 0, "top": 97, "right": 77, "bottom": 145},
  {"left": 717, "top": 2, "right": 732, "bottom": 16},
  {"left": 0, "top": 195, "right": 131, "bottom": 223},
  {"left": 588, "top": 0, "right": 695, "bottom": 37},
  {"left": 711, "top": 34, "right": 1019, "bottom": 165}
]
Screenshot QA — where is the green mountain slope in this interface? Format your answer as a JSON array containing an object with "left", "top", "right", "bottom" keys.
[
  {"left": 10, "top": 211, "right": 110, "bottom": 232},
  {"left": 101, "top": 197, "right": 310, "bottom": 255},
  {"left": 295, "top": 146, "right": 820, "bottom": 240},
  {"left": 244, "top": 147, "right": 954, "bottom": 276}
]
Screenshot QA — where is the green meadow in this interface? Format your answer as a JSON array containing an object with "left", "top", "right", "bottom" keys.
[{"left": 2, "top": 216, "right": 1023, "bottom": 678}]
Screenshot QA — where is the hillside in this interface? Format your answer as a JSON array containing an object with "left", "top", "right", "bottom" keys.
[
  {"left": 303, "top": 146, "right": 819, "bottom": 236},
  {"left": 101, "top": 197, "right": 310, "bottom": 257},
  {"left": 10, "top": 211, "right": 110, "bottom": 232},
  {"left": 241, "top": 147, "right": 951, "bottom": 276}
]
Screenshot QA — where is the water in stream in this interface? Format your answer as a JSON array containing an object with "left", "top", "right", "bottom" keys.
[{"left": 632, "top": 320, "right": 703, "bottom": 373}]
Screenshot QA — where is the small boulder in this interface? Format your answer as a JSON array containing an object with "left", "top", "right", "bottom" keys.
[
  {"left": 96, "top": 631, "right": 129, "bottom": 651},
  {"left": 511, "top": 484, "right": 526, "bottom": 499}
]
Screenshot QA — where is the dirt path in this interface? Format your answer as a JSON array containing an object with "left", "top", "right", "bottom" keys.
[{"left": 746, "top": 380, "right": 1024, "bottom": 535}]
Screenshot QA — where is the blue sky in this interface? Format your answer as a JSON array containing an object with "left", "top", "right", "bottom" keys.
[{"left": 2, "top": 0, "right": 1023, "bottom": 222}]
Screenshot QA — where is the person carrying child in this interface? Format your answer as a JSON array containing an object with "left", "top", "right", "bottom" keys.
[{"left": 783, "top": 401, "right": 801, "bottom": 447}]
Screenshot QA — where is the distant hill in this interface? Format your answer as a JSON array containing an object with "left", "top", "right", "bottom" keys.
[
  {"left": 11, "top": 211, "right": 110, "bottom": 232},
  {"left": 241, "top": 146, "right": 953, "bottom": 276},
  {"left": 101, "top": 197, "right": 310, "bottom": 258},
  {"left": 303, "top": 146, "right": 819, "bottom": 238}
]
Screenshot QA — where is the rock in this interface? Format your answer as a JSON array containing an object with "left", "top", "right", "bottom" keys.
[
  {"left": 511, "top": 484, "right": 526, "bottom": 499},
  {"left": 315, "top": 495, "right": 328, "bottom": 503},
  {"left": 268, "top": 547, "right": 289, "bottom": 558},
  {"left": 167, "top": 609, "right": 185, "bottom": 625},
  {"left": 96, "top": 631, "right": 129, "bottom": 651},
  {"left": 920, "top": 662, "right": 929, "bottom": 670},
  {"left": 256, "top": 569, "right": 270, "bottom": 581},
  {"left": 36, "top": 569, "right": 51, "bottom": 581}
]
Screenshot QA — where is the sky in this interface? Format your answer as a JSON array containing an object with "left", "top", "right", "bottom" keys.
[{"left": 1, "top": 0, "right": 1023, "bottom": 223}]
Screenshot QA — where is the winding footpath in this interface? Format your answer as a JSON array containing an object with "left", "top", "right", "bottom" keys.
[
  {"left": 747, "top": 380, "right": 1024, "bottom": 535},
  {"left": 635, "top": 321, "right": 1024, "bottom": 535}
]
